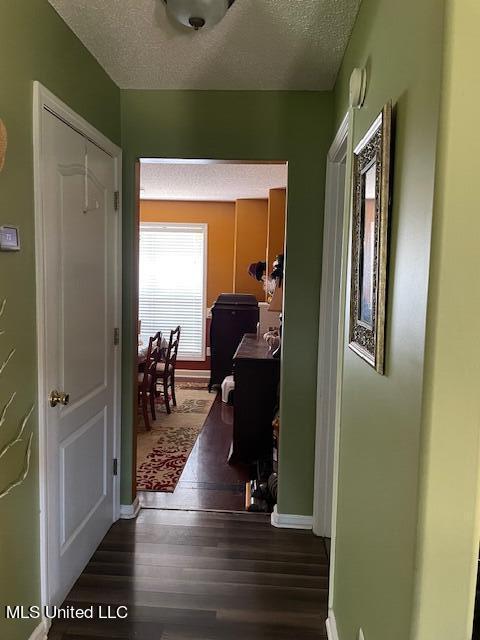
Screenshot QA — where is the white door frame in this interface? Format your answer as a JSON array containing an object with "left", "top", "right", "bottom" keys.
[
  {"left": 313, "top": 113, "right": 349, "bottom": 539},
  {"left": 33, "top": 81, "right": 122, "bottom": 608}
]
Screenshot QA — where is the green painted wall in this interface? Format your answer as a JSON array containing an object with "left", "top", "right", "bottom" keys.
[
  {"left": 0, "top": 2, "right": 120, "bottom": 638},
  {"left": 411, "top": 1, "right": 480, "bottom": 638},
  {"left": 120, "top": 90, "right": 333, "bottom": 513},
  {"left": 331, "top": 0, "right": 444, "bottom": 638},
  {"left": 4, "top": 2, "right": 474, "bottom": 640}
]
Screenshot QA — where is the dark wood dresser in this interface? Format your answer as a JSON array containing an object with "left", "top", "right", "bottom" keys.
[
  {"left": 229, "top": 334, "right": 280, "bottom": 465},
  {"left": 209, "top": 294, "right": 259, "bottom": 391}
]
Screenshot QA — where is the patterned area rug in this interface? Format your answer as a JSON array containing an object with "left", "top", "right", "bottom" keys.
[{"left": 136, "top": 381, "right": 216, "bottom": 492}]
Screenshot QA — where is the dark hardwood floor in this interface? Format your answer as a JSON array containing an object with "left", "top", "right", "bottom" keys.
[
  {"left": 48, "top": 509, "right": 329, "bottom": 639},
  {"left": 139, "top": 392, "right": 251, "bottom": 511}
]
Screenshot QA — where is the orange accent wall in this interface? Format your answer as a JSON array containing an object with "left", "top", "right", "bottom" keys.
[
  {"left": 140, "top": 199, "right": 236, "bottom": 308},
  {"left": 266, "top": 188, "right": 286, "bottom": 276},
  {"left": 233, "top": 199, "right": 268, "bottom": 301}
]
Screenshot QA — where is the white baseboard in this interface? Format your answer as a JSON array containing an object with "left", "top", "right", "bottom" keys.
[
  {"left": 176, "top": 369, "right": 210, "bottom": 380},
  {"left": 326, "top": 610, "right": 339, "bottom": 640},
  {"left": 120, "top": 496, "right": 141, "bottom": 519},
  {"left": 28, "top": 619, "right": 50, "bottom": 640},
  {"left": 270, "top": 505, "right": 313, "bottom": 530}
]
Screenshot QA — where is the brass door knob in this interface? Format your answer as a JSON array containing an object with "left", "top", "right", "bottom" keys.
[{"left": 49, "top": 390, "right": 70, "bottom": 407}]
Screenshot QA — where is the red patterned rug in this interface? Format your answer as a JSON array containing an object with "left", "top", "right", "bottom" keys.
[{"left": 136, "top": 381, "right": 215, "bottom": 492}]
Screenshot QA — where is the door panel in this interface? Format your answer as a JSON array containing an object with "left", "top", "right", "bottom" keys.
[
  {"left": 60, "top": 409, "right": 107, "bottom": 549},
  {"left": 42, "top": 110, "right": 116, "bottom": 605},
  {"left": 61, "top": 170, "right": 107, "bottom": 403}
]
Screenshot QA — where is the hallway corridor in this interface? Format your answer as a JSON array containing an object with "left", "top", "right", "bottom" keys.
[{"left": 48, "top": 509, "right": 328, "bottom": 639}]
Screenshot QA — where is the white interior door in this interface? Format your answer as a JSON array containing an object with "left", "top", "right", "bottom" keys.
[
  {"left": 41, "top": 110, "right": 118, "bottom": 605},
  {"left": 313, "top": 123, "right": 348, "bottom": 538}
]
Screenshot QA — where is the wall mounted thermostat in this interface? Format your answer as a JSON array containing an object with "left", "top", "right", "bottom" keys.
[{"left": 0, "top": 226, "right": 20, "bottom": 251}]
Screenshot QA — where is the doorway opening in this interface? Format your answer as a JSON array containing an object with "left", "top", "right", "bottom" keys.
[{"left": 133, "top": 159, "right": 288, "bottom": 513}]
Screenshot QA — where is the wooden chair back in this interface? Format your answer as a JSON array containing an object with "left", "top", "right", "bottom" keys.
[
  {"left": 165, "top": 326, "right": 181, "bottom": 371},
  {"left": 144, "top": 332, "right": 162, "bottom": 377},
  {"left": 150, "top": 331, "right": 163, "bottom": 364}
]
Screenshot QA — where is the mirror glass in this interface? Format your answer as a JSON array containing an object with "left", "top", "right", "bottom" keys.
[{"left": 359, "top": 163, "right": 376, "bottom": 326}]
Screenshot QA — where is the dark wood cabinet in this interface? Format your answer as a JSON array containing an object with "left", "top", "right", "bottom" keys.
[
  {"left": 229, "top": 334, "right": 280, "bottom": 465},
  {"left": 209, "top": 294, "right": 259, "bottom": 390}
]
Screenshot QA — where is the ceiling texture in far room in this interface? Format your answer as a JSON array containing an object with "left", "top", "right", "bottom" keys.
[
  {"left": 48, "top": 0, "right": 361, "bottom": 90},
  {"left": 139, "top": 160, "right": 288, "bottom": 201}
]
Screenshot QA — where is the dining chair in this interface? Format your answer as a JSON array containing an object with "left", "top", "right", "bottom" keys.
[
  {"left": 138, "top": 332, "right": 162, "bottom": 430},
  {"left": 155, "top": 326, "right": 181, "bottom": 415}
]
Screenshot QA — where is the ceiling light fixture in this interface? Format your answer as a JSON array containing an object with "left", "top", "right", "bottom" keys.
[{"left": 163, "top": 0, "right": 236, "bottom": 31}]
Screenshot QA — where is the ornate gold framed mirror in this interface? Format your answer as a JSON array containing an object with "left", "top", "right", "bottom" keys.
[{"left": 349, "top": 102, "right": 393, "bottom": 374}]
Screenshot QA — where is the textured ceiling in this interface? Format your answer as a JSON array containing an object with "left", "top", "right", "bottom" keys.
[
  {"left": 139, "top": 160, "right": 287, "bottom": 201},
  {"left": 48, "top": 0, "right": 361, "bottom": 90}
]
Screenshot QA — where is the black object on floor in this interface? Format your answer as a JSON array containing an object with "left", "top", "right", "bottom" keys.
[{"left": 209, "top": 293, "right": 259, "bottom": 391}]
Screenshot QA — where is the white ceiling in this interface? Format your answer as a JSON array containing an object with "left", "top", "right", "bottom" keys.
[
  {"left": 48, "top": 0, "right": 361, "bottom": 90},
  {"left": 139, "top": 160, "right": 287, "bottom": 201}
]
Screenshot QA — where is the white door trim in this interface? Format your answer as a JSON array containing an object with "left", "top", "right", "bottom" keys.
[
  {"left": 27, "top": 619, "right": 50, "bottom": 640},
  {"left": 313, "top": 112, "right": 349, "bottom": 538},
  {"left": 33, "top": 81, "right": 122, "bottom": 607},
  {"left": 326, "top": 110, "right": 355, "bottom": 611},
  {"left": 326, "top": 609, "right": 341, "bottom": 640},
  {"left": 328, "top": 114, "right": 349, "bottom": 164}
]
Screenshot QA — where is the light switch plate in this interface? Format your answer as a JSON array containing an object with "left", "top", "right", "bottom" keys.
[{"left": 0, "top": 225, "right": 20, "bottom": 251}]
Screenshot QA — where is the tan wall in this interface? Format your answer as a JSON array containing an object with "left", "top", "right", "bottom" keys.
[
  {"left": 140, "top": 199, "right": 236, "bottom": 307},
  {"left": 266, "top": 188, "right": 286, "bottom": 276},
  {"left": 233, "top": 199, "right": 268, "bottom": 301}
]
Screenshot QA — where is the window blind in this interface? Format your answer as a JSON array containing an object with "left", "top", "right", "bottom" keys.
[{"left": 139, "top": 223, "right": 207, "bottom": 360}]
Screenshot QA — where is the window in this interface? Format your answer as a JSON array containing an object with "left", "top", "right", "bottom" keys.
[{"left": 139, "top": 222, "right": 207, "bottom": 360}]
